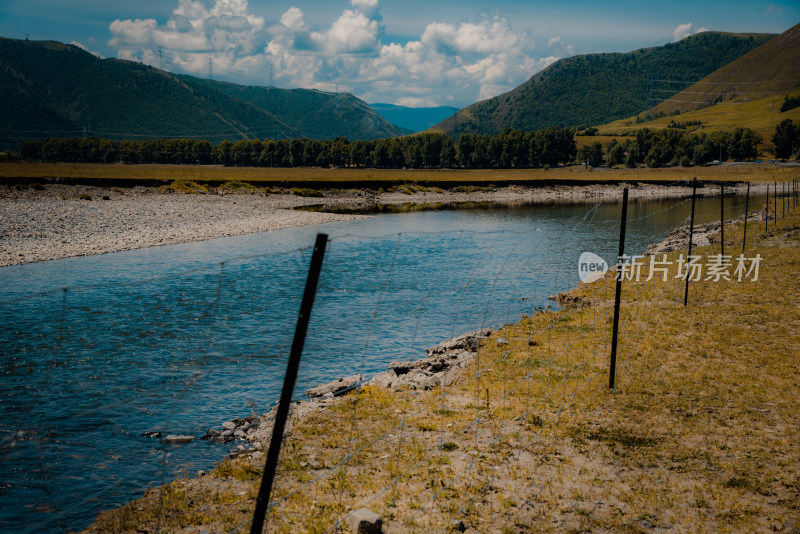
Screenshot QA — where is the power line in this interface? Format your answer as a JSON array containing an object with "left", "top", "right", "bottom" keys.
[
  {"left": 653, "top": 88, "right": 797, "bottom": 96},
  {"left": 649, "top": 78, "right": 800, "bottom": 85}
]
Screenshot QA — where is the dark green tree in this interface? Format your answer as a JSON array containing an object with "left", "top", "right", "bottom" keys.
[{"left": 772, "top": 119, "right": 798, "bottom": 159}]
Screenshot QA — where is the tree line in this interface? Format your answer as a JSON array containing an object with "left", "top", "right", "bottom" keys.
[
  {"left": 578, "top": 127, "right": 762, "bottom": 168},
  {"left": 16, "top": 128, "right": 578, "bottom": 169},
  {"left": 15, "top": 125, "right": 773, "bottom": 170}
]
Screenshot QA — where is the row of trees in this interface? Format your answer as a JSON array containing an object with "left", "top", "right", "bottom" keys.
[
  {"left": 17, "top": 125, "right": 772, "bottom": 170},
  {"left": 17, "top": 128, "right": 579, "bottom": 169},
  {"left": 578, "top": 127, "right": 762, "bottom": 168}
]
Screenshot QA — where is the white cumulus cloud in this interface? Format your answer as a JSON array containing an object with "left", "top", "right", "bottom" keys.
[
  {"left": 547, "top": 35, "right": 575, "bottom": 56},
  {"left": 108, "top": 0, "right": 558, "bottom": 108},
  {"left": 310, "top": 9, "right": 382, "bottom": 54},
  {"left": 672, "top": 22, "right": 710, "bottom": 42},
  {"left": 70, "top": 40, "right": 104, "bottom": 58},
  {"left": 421, "top": 15, "right": 528, "bottom": 56}
]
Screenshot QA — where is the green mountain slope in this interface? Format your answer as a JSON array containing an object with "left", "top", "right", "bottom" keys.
[
  {"left": 0, "top": 37, "right": 404, "bottom": 149},
  {"left": 653, "top": 23, "right": 800, "bottom": 116},
  {"left": 432, "top": 31, "right": 774, "bottom": 137},
  {"left": 599, "top": 23, "right": 800, "bottom": 138},
  {"left": 180, "top": 78, "right": 405, "bottom": 141}
]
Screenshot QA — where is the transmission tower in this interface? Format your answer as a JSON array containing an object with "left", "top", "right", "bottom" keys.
[
  {"left": 208, "top": 55, "right": 213, "bottom": 79},
  {"left": 158, "top": 46, "right": 163, "bottom": 70}
]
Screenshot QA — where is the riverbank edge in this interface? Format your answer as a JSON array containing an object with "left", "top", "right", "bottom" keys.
[{"left": 1, "top": 180, "right": 764, "bottom": 267}]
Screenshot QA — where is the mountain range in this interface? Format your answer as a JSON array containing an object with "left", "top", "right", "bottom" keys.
[
  {"left": 0, "top": 37, "right": 404, "bottom": 150},
  {"left": 2, "top": 25, "right": 798, "bottom": 152}
]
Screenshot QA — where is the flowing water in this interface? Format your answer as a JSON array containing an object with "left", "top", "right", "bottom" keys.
[{"left": 0, "top": 192, "right": 762, "bottom": 532}]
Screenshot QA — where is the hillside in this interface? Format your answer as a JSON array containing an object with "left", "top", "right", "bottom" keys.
[
  {"left": 599, "top": 23, "right": 800, "bottom": 139},
  {"left": 369, "top": 103, "right": 458, "bottom": 133},
  {"left": 431, "top": 31, "right": 774, "bottom": 137},
  {"left": 179, "top": 78, "right": 405, "bottom": 142},
  {"left": 0, "top": 37, "right": 404, "bottom": 150}
]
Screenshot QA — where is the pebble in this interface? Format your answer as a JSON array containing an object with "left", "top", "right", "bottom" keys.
[{"left": 161, "top": 435, "right": 194, "bottom": 444}]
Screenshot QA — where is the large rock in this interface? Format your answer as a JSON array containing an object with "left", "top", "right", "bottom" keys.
[
  {"left": 646, "top": 211, "right": 764, "bottom": 255},
  {"left": 306, "top": 375, "right": 362, "bottom": 398},
  {"left": 425, "top": 329, "right": 491, "bottom": 356},
  {"left": 347, "top": 508, "right": 382, "bottom": 533},
  {"left": 368, "top": 330, "right": 491, "bottom": 391},
  {"left": 201, "top": 415, "right": 260, "bottom": 443}
]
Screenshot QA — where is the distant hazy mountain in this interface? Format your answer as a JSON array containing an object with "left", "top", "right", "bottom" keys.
[
  {"left": 0, "top": 37, "right": 405, "bottom": 149},
  {"left": 431, "top": 31, "right": 774, "bottom": 137},
  {"left": 370, "top": 103, "right": 459, "bottom": 133}
]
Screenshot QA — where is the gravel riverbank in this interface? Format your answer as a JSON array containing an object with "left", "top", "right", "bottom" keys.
[
  {"left": 0, "top": 184, "right": 366, "bottom": 266},
  {"left": 0, "top": 181, "right": 761, "bottom": 267}
]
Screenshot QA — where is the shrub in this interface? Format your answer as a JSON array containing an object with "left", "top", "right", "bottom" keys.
[{"left": 291, "top": 188, "right": 323, "bottom": 198}]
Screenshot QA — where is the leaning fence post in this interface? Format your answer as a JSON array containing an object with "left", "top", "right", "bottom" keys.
[
  {"left": 742, "top": 182, "right": 750, "bottom": 253},
  {"left": 609, "top": 187, "right": 628, "bottom": 390},
  {"left": 251, "top": 233, "right": 328, "bottom": 534},
  {"left": 774, "top": 181, "right": 778, "bottom": 222},
  {"left": 684, "top": 178, "right": 698, "bottom": 307}
]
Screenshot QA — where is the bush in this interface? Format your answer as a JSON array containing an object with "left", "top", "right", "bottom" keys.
[
  {"left": 160, "top": 180, "right": 208, "bottom": 194},
  {"left": 779, "top": 95, "right": 800, "bottom": 113},
  {"left": 291, "top": 188, "right": 323, "bottom": 198}
]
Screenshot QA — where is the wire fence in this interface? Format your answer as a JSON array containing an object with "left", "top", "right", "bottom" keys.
[{"left": 0, "top": 181, "right": 793, "bottom": 533}]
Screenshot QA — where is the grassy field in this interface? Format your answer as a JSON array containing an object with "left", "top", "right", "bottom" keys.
[
  {"left": 598, "top": 91, "right": 800, "bottom": 141},
  {"left": 1, "top": 161, "right": 798, "bottom": 186},
  {"left": 85, "top": 198, "right": 800, "bottom": 533}
]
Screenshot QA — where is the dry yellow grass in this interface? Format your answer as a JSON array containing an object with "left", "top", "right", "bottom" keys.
[
  {"left": 600, "top": 91, "right": 800, "bottom": 141},
  {"left": 2, "top": 161, "right": 797, "bottom": 185},
  {"left": 84, "top": 198, "right": 800, "bottom": 533}
]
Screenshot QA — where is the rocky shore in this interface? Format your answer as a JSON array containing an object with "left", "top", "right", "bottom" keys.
[
  {"left": 645, "top": 210, "right": 767, "bottom": 255},
  {"left": 0, "top": 180, "right": 761, "bottom": 267},
  {"left": 188, "top": 329, "right": 493, "bottom": 462}
]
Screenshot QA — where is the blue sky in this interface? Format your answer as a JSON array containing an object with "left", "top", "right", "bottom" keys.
[{"left": 0, "top": 0, "right": 796, "bottom": 107}]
